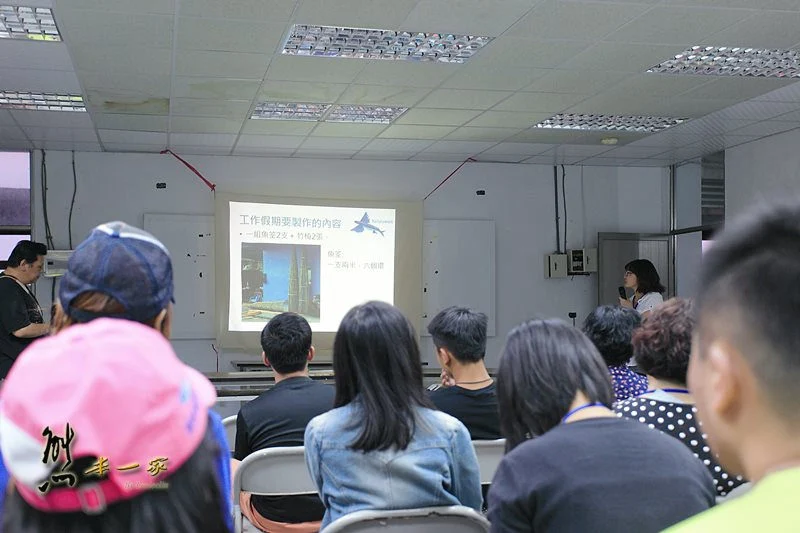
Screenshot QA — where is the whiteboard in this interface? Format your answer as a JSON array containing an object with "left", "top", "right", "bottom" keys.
[
  {"left": 422, "top": 220, "right": 496, "bottom": 337},
  {"left": 143, "top": 214, "right": 215, "bottom": 339}
]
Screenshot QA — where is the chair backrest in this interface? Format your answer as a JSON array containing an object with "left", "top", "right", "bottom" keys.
[
  {"left": 472, "top": 439, "right": 506, "bottom": 484},
  {"left": 324, "top": 506, "right": 489, "bottom": 533},
  {"left": 222, "top": 415, "right": 237, "bottom": 452},
  {"left": 232, "top": 446, "right": 318, "bottom": 533}
]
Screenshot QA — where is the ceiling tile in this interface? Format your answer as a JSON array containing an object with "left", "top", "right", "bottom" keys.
[
  {"left": 754, "top": 83, "right": 800, "bottom": 104},
  {"left": 0, "top": 126, "right": 28, "bottom": 141},
  {"left": 32, "top": 140, "right": 102, "bottom": 151},
  {"left": 79, "top": 72, "right": 172, "bottom": 99},
  {"left": 423, "top": 140, "right": 497, "bottom": 154},
  {"left": 355, "top": 61, "right": 460, "bottom": 88},
  {"left": 612, "top": 74, "right": 713, "bottom": 98},
  {"left": 522, "top": 69, "right": 629, "bottom": 95},
  {"left": 444, "top": 127, "right": 519, "bottom": 142},
  {"left": 507, "top": 0, "right": 651, "bottom": 41},
  {"left": 522, "top": 154, "right": 557, "bottom": 165},
  {"left": 102, "top": 143, "right": 165, "bottom": 153},
  {"left": 241, "top": 120, "right": 317, "bottom": 135},
  {"left": 564, "top": 92, "right": 669, "bottom": 116},
  {"left": 175, "top": 50, "right": 269, "bottom": 79},
  {"left": 234, "top": 147, "right": 296, "bottom": 157},
  {"left": 468, "top": 37, "right": 591, "bottom": 69},
  {"left": 170, "top": 133, "right": 237, "bottom": 147},
  {"left": 702, "top": 11, "right": 800, "bottom": 49},
  {"left": 0, "top": 68, "right": 81, "bottom": 94},
  {"left": 608, "top": 6, "right": 753, "bottom": 45},
  {"left": 267, "top": 56, "right": 366, "bottom": 84},
  {"left": 773, "top": 109, "right": 800, "bottom": 122},
  {"left": 493, "top": 92, "right": 587, "bottom": 112},
  {"left": 98, "top": 130, "right": 167, "bottom": 145},
  {"left": 401, "top": 0, "right": 535, "bottom": 35},
  {"left": 560, "top": 42, "right": 686, "bottom": 73},
  {"left": 473, "top": 154, "right": 529, "bottom": 163},
  {"left": 21, "top": 127, "right": 98, "bottom": 143},
  {"left": 260, "top": 81, "right": 348, "bottom": 103},
  {"left": 293, "top": 0, "right": 417, "bottom": 28},
  {"left": 0, "top": 139, "right": 33, "bottom": 151},
  {"left": 730, "top": 121, "right": 800, "bottom": 138},
  {"left": 597, "top": 145, "right": 670, "bottom": 159},
  {"left": 57, "top": 11, "right": 174, "bottom": 48},
  {"left": 309, "top": 123, "right": 389, "bottom": 138},
  {"left": 59, "top": 0, "right": 175, "bottom": 15},
  {"left": 86, "top": 90, "right": 169, "bottom": 115},
  {"left": 714, "top": 101, "right": 800, "bottom": 121},
  {"left": 172, "top": 77, "right": 261, "bottom": 100},
  {"left": 411, "top": 152, "right": 471, "bottom": 162},
  {"left": 0, "top": 111, "right": 15, "bottom": 126},
  {"left": 235, "top": 135, "right": 305, "bottom": 149},
  {"left": 625, "top": 158, "right": 673, "bottom": 167},
  {"left": 167, "top": 145, "right": 233, "bottom": 156},
  {"left": 553, "top": 144, "right": 614, "bottom": 157},
  {"left": 351, "top": 151, "right": 416, "bottom": 160},
  {"left": 396, "top": 109, "right": 481, "bottom": 126},
  {"left": 416, "top": 89, "right": 512, "bottom": 110},
  {"left": 171, "top": 98, "right": 252, "bottom": 118},
  {"left": 652, "top": 98, "right": 754, "bottom": 119},
  {"left": 465, "top": 111, "right": 551, "bottom": 129},
  {"left": 92, "top": 114, "right": 169, "bottom": 132},
  {"left": 506, "top": 129, "right": 590, "bottom": 143},
  {"left": 362, "top": 139, "right": 434, "bottom": 152},
  {"left": 665, "top": 0, "right": 800, "bottom": 9},
  {"left": 579, "top": 157, "right": 641, "bottom": 167},
  {"left": 179, "top": 0, "right": 296, "bottom": 21},
  {"left": 441, "top": 65, "right": 548, "bottom": 91},
  {"left": 300, "top": 137, "right": 370, "bottom": 151},
  {"left": 379, "top": 125, "right": 456, "bottom": 140},
  {"left": 678, "top": 77, "right": 796, "bottom": 101},
  {"left": 176, "top": 18, "right": 285, "bottom": 54},
  {"left": 70, "top": 45, "right": 172, "bottom": 75},
  {"left": 480, "top": 142, "right": 553, "bottom": 156},
  {"left": 0, "top": 41, "right": 74, "bottom": 71},
  {"left": 170, "top": 116, "right": 245, "bottom": 133},
  {"left": 291, "top": 149, "right": 356, "bottom": 160},
  {"left": 335, "top": 85, "right": 431, "bottom": 107},
  {"left": 10, "top": 110, "right": 94, "bottom": 128}
]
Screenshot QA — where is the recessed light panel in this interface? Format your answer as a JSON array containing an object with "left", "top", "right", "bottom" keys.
[
  {"left": 282, "top": 24, "right": 491, "bottom": 64},
  {"left": 251, "top": 102, "right": 331, "bottom": 121},
  {"left": 326, "top": 105, "right": 407, "bottom": 124},
  {"left": 0, "top": 6, "right": 60, "bottom": 41},
  {"left": 0, "top": 91, "right": 84, "bottom": 111},
  {"left": 648, "top": 46, "right": 800, "bottom": 78},
  {"left": 535, "top": 113, "right": 687, "bottom": 133}
]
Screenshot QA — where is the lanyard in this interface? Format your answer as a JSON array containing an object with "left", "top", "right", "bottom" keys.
[
  {"left": 561, "top": 402, "right": 605, "bottom": 424},
  {"left": 645, "top": 388, "right": 690, "bottom": 395},
  {"left": 1, "top": 274, "right": 44, "bottom": 317}
]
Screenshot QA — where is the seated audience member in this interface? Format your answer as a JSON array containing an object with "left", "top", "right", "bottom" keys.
[
  {"left": 427, "top": 306, "right": 501, "bottom": 440},
  {"left": 666, "top": 201, "right": 800, "bottom": 532},
  {"left": 616, "top": 298, "right": 746, "bottom": 498},
  {"left": 0, "top": 319, "right": 228, "bottom": 533},
  {"left": 487, "top": 319, "right": 715, "bottom": 533},
  {"left": 50, "top": 221, "right": 232, "bottom": 529},
  {"left": 583, "top": 305, "right": 646, "bottom": 401},
  {"left": 304, "top": 301, "right": 482, "bottom": 529},
  {"left": 233, "top": 312, "right": 334, "bottom": 533}
]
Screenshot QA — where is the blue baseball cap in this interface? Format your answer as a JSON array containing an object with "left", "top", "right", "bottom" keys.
[{"left": 58, "top": 221, "right": 174, "bottom": 324}]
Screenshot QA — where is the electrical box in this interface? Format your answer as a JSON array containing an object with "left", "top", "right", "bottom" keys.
[
  {"left": 568, "top": 248, "right": 598, "bottom": 274},
  {"left": 545, "top": 254, "right": 568, "bottom": 279},
  {"left": 43, "top": 250, "right": 73, "bottom": 278}
]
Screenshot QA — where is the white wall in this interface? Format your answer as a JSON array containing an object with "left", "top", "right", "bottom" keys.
[
  {"left": 726, "top": 127, "right": 800, "bottom": 220},
  {"left": 674, "top": 162, "right": 703, "bottom": 298},
  {"left": 30, "top": 150, "right": 668, "bottom": 373}
]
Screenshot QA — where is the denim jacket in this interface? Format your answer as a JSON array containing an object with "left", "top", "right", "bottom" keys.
[{"left": 304, "top": 401, "right": 483, "bottom": 529}]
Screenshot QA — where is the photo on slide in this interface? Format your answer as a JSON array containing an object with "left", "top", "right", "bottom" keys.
[{"left": 241, "top": 243, "right": 321, "bottom": 323}]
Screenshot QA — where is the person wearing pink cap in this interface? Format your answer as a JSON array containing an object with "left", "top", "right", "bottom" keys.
[{"left": 0, "top": 318, "right": 228, "bottom": 532}]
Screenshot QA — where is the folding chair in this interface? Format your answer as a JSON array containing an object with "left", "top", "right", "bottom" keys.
[
  {"left": 222, "top": 414, "right": 237, "bottom": 453},
  {"left": 324, "top": 506, "right": 490, "bottom": 533}
]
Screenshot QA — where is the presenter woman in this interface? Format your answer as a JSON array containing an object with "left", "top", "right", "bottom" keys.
[{"left": 619, "top": 259, "right": 664, "bottom": 317}]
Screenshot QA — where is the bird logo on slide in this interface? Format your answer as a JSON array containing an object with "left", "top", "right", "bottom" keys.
[{"left": 351, "top": 212, "right": 385, "bottom": 236}]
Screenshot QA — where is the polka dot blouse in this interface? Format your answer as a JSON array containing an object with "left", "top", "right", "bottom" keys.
[
  {"left": 615, "top": 395, "right": 747, "bottom": 497},
  {"left": 607, "top": 365, "right": 648, "bottom": 402}
]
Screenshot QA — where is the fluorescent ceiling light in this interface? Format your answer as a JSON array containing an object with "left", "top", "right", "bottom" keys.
[
  {"left": 326, "top": 105, "right": 407, "bottom": 124},
  {"left": 282, "top": 24, "right": 491, "bottom": 64},
  {"left": 0, "top": 91, "right": 84, "bottom": 111},
  {"left": 251, "top": 102, "right": 407, "bottom": 124},
  {"left": 251, "top": 102, "right": 330, "bottom": 121},
  {"left": 0, "top": 5, "right": 60, "bottom": 41},
  {"left": 535, "top": 113, "right": 687, "bottom": 133},
  {"left": 648, "top": 46, "right": 800, "bottom": 78}
]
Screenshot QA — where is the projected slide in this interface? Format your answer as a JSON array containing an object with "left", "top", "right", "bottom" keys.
[{"left": 229, "top": 202, "right": 396, "bottom": 332}]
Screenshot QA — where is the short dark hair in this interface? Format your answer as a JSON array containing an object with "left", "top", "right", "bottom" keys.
[
  {"left": 426, "top": 306, "right": 488, "bottom": 363},
  {"left": 697, "top": 200, "right": 800, "bottom": 420},
  {"left": 497, "top": 319, "right": 614, "bottom": 452},
  {"left": 582, "top": 306, "right": 642, "bottom": 367},
  {"left": 633, "top": 298, "right": 695, "bottom": 384},
  {"left": 7, "top": 240, "right": 46, "bottom": 268},
  {"left": 625, "top": 259, "right": 665, "bottom": 294},
  {"left": 260, "top": 312, "right": 312, "bottom": 374},
  {"left": 333, "top": 301, "right": 433, "bottom": 452}
]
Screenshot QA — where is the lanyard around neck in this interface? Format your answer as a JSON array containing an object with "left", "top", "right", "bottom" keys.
[
  {"left": 1, "top": 273, "right": 43, "bottom": 315},
  {"left": 561, "top": 402, "right": 606, "bottom": 424},
  {"left": 645, "top": 388, "right": 690, "bottom": 395}
]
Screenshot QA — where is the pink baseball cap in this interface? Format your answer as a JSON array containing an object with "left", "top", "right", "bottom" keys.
[{"left": 0, "top": 318, "right": 216, "bottom": 514}]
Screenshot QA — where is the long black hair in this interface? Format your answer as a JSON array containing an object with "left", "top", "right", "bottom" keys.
[
  {"left": 3, "top": 427, "right": 228, "bottom": 533},
  {"left": 333, "top": 301, "right": 434, "bottom": 452},
  {"left": 625, "top": 259, "right": 665, "bottom": 294},
  {"left": 497, "top": 319, "right": 615, "bottom": 452}
]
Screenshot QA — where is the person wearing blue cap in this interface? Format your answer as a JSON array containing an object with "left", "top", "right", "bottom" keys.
[{"left": 0, "top": 222, "right": 233, "bottom": 531}]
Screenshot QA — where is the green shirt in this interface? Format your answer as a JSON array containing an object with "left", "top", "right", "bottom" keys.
[{"left": 665, "top": 467, "right": 800, "bottom": 532}]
